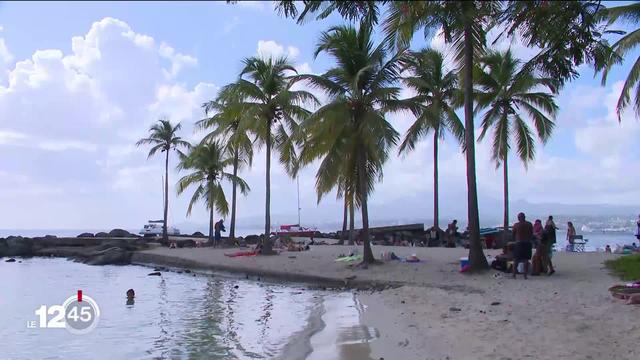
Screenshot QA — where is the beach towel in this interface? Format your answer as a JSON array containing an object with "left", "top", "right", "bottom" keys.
[
  {"left": 224, "top": 250, "right": 258, "bottom": 257},
  {"left": 334, "top": 254, "right": 362, "bottom": 262}
]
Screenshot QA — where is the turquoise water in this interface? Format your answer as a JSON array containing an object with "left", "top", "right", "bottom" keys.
[{"left": 0, "top": 258, "right": 375, "bottom": 359}]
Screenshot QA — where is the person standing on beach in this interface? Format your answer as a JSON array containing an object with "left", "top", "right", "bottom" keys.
[
  {"left": 543, "top": 219, "right": 557, "bottom": 275},
  {"left": 635, "top": 214, "right": 640, "bottom": 240},
  {"left": 566, "top": 221, "right": 576, "bottom": 252},
  {"left": 533, "top": 219, "right": 543, "bottom": 246},
  {"left": 214, "top": 219, "right": 226, "bottom": 247},
  {"left": 446, "top": 220, "right": 458, "bottom": 248},
  {"left": 512, "top": 212, "right": 533, "bottom": 279}
]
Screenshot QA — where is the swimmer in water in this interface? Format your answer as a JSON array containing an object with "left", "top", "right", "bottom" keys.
[{"left": 126, "top": 288, "right": 135, "bottom": 306}]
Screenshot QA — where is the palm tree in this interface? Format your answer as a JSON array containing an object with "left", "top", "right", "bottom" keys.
[
  {"left": 398, "top": 48, "right": 464, "bottom": 232},
  {"left": 597, "top": 2, "right": 640, "bottom": 120},
  {"left": 297, "top": 23, "right": 406, "bottom": 264},
  {"left": 218, "top": 56, "right": 317, "bottom": 253},
  {"left": 276, "top": 1, "right": 383, "bottom": 28},
  {"left": 199, "top": 97, "right": 254, "bottom": 244},
  {"left": 176, "top": 141, "right": 250, "bottom": 245},
  {"left": 136, "top": 119, "right": 190, "bottom": 243},
  {"left": 384, "top": 1, "right": 499, "bottom": 270},
  {"left": 474, "top": 49, "right": 558, "bottom": 242}
]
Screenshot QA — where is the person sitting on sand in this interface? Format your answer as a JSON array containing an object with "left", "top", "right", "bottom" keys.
[
  {"left": 512, "top": 212, "right": 533, "bottom": 280},
  {"left": 491, "top": 244, "right": 513, "bottom": 272}
]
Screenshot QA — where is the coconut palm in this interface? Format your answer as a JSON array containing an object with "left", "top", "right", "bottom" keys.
[
  {"left": 136, "top": 119, "right": 190, "bottom": 243},
  {"left": 398, "top": 48, "right": 464, "bottom": 232},
  {"left": 297, "top": 23, "right": 407, "bottom": 264},
  {"left": 176, "top": 141, "right": 249, "bottom": 245},
  {"left": 218, "top": 56, "right": 317, "bottom": 252},
  {"left": 474, "top": 49, "right": 558, "bottom": 241},
  {"left": 276, "top": 0, "right": 383, "bottom": 28},
  {"left": 199, "top": 97, "right": 254, "bottom": 244},
  {"left": 384, "top": 1, "right": 499, "bottom": 270},
  {"left": 597, "top": 2, "right": 640, "bottom": 120}
]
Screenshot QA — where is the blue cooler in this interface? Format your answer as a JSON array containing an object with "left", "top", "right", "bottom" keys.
[{"left": 460, "top": 257, "right": 469, "bottom": 270}]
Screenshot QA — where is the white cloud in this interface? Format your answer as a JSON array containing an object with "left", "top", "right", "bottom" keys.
[
  {"left": 38, "top": 140, "right": 98, "bottom": 152},
  {"left": 257, "top": 40, "right": 300, "bottom": 60},
  {"left": 236, "top": 1, "right": 267, "bottom": 11},
  {"left": 159, "top": 42, "right": 198, "bottom": 78},
  {"left": 0, "top": 130, "right": 28, "bottom": 144}
]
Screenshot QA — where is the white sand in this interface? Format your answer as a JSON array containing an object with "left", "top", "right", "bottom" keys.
[{"left": 135, "top": 244, "right": 639, "bottom": 360}]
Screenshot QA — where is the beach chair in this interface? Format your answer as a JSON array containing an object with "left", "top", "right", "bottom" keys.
[{"left": 570, "top": 235, "right": 587, "bottom": 252}]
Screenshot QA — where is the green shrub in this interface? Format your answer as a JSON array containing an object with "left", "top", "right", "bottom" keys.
[{"left": 605, "top": 254, "right": 640, "bottom": 281}]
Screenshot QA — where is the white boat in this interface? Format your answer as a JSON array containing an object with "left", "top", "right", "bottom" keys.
[{"left": 139, "top": 220, "right": 180, "bottom": 236}]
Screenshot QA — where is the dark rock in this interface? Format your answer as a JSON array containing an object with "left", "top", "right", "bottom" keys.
[
  {"left": 449, "top": 307, "right": 461, "bottom": 312},
  {"left": 234, "top": 285, "right": 239, "bottom": 289},
  {"left": 184, "top": 269, "right": 191, "bottom": 273},
  {"left": 148, "top": 272, "right": 161, "bottom": 276},
  {"left": 77, "top": 232, "right": 95, "bottom": 238},
  {"left": 178, "top": 239, "right": 195, "bottom": 248},
  {"left": 84, "top": 247, "right": 132, "bottom": 265},
  {"left": 191, "top": 231, "right": 205, "bottom": 237},
  {"left": 108, "top": 229, "right": 133, "bottom": 238},
  {"left": 244, "top": 235, "right": 260, "bottom": 244},
  {"left": 491, "top": 301, "right": 501, "bottom": 306},
  {"left": 4, "top": 236, "right": 34, "bottom": 256},
  {"left": 95, "top": 232, "right": 109, "bottom": 238},
  {"left": 5, "top": 258, "right": 16, "bottom": 262}
]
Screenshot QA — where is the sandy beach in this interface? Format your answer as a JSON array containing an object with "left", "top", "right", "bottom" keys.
[{"left": 132, "top": 242, "right": 639, "bottom": 360}]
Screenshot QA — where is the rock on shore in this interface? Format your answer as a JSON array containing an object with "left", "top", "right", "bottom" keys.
[{"left": 0, "top": 233, "right": 151, "bottom": 265}]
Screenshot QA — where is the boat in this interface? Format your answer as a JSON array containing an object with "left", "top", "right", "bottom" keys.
[
  {"left": 272, "top": 224, "right": 317, "bottom": 237},
  {"left": 139, "top": 220, "right": 180, "bottom": 236},
  {"left": 271, "top": 177, "right": 317, "bottom": 237}
]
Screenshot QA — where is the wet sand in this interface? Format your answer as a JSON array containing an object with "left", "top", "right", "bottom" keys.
[{"left": 134, "top": 243, "right": 639, "bottom": 360}]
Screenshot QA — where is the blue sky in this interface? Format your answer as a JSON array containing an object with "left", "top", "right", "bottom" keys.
[{"left": 0, "top": 2, "right": 638, "bottom": 231}]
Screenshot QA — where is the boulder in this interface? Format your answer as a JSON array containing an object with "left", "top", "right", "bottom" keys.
[
  {"left": 5, "top": 236, "right": 34, "bottom": 256},
  {"left": 192, "top": 231, "right": 205, "bottom": 237},
  {"left": 95, "top": 232, "right": 109, "bottom": 238},
  {"left": 5, "top": 258, "right": 16, "bottom": 262},
  {"left": 178, "top": 239, "right": 196, "bottom": 248},
  {"left": 148, "top": 272, "right": 161, "bottom": 276},
  {"left": 84, "top": 247, "right": 132, "bottom": 265},
  {"left": 244, "top": 235, "right": 260, "bottom": 244},
  {"left": 77, "top": 232, "right": 94, "bottom": 238},
  {"left": 108, "top": 229, "right": 133, "bottom": 238}
]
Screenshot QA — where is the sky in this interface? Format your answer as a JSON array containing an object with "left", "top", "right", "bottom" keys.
[{"left": 0, "top": 1, "right": 638, "bottom": 231}]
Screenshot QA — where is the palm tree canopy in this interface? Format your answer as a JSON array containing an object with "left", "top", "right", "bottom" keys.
[
  {"left": 500, "top": 1, "right": 614, "bottom": 88},
  {"left": 177, "top": 141, "right": 250, "bottom": 217},
  {"left": 275, "top": 1, "right": 384, "bottom": 27},
  {"left": 135, "top": 118, "right": 191, "bottom": 159},
  {"left": 398, "top": 48, "right": 464, "bottom": 154},
  {"left": 596, "top": 2, "right": 640, "bottom": 120},
  {"left": 198, "top": 97, "right": 254, "bottom": 170},
  {"left": 383, "top": 1, "right": 501, "bottom": 66},
  {"left": 475, "top": 49, "right": 558, "bottom": 166},
  {"left": 217, "top": 56, "right": 319, "bottom": 176},
  {"left": 297, "top": 23, "right": 406, "bottom": 203}
]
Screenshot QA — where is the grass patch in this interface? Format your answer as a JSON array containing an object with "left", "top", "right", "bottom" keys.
[{"left": 605, "top": 254, "right": 640, "bottom": 281}]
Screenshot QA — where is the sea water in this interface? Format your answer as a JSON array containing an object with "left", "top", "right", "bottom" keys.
[{"left": 0, "top": 258, "right": 377, "bottom": 360}]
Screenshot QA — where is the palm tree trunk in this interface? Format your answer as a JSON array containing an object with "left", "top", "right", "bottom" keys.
[
  {"left": 348, "top": 197, "right": 355, "bottom": 246},
  {"left": 502, "top": 154, "right": 509, "bottom": 247},
  {"left": 358, "top": 149, "right": 374, "bottom": 264},
  {"left": 209, "top": 204, "right": 214, "bottom": 246},
  {"left": 433, "top": 131, "right": 439, "bottom": 230},
  {"left": 263, "top": 122, "right": 274, "bottom": 255},
  {"left": 163, "top": 149, "right": 169, "bottom": 244},
  {"left": 339, "top": 194, "right": 347, "bottom": 245},
  {"left": 463, "top": 22, "right": 488, "bottom": 271},
  {"left": 230, "top": 148, "right": 239, "bottom": 242}
]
